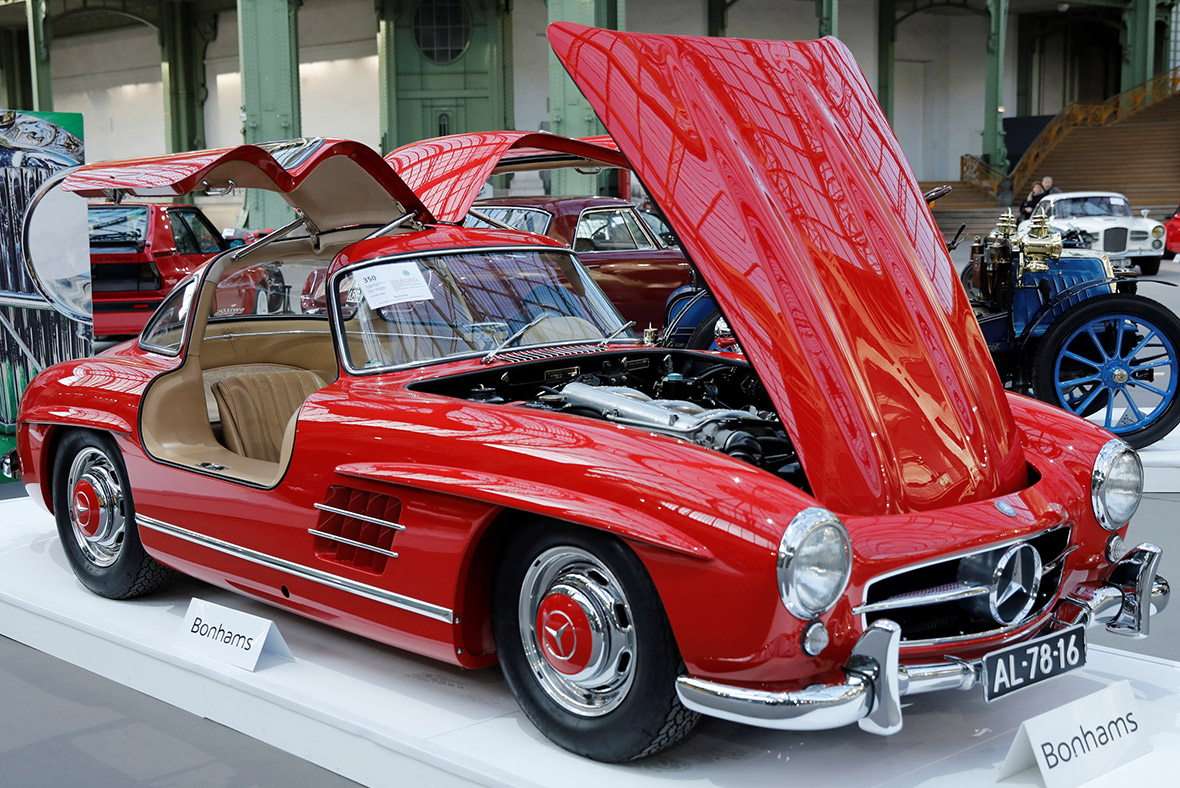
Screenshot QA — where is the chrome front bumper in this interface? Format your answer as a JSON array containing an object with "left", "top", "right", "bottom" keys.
[{"left": 676, "top": 543, "right": 1169, "bottom": 735}]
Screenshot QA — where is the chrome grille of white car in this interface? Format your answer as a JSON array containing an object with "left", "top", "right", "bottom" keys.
[{"left": 1103, "top": 228, "right": 1128, "bottom": 252}]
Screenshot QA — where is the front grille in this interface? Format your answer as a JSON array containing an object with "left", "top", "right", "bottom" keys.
[
  {"left": 1103, "top": 228, "right": 1128, "bottom": 252},
  {"left": 859, "top": 526, "right": 1072, "bottom": 644},
  {"left": 1130, "top": 231, "right": 1149, "bottom": 241}
]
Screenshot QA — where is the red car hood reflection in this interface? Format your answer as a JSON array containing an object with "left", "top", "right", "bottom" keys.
[
  {"left": 549, "top": 23, "right": 1027, "bottom": 516},
  {"left": 386, "top": 131, "right": 628, "bottom": 224}
]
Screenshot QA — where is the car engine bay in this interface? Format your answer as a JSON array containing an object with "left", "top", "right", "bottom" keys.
[{"left": 410, "top": 349, "right": 811, "bottom": 492}]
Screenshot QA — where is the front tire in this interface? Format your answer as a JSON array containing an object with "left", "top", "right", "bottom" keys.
[
  {"left": 492, "top": 523, "right": 698, "bottom": 762},
  {"left": 53, "top": 431, "right": 172, "bottom": 598},
  {"left": 1033, "top": 295, "right": 1180, "bottom": 448},
  {"left": 1138, "top": 256, "right": 1161, "bottom": 276}
]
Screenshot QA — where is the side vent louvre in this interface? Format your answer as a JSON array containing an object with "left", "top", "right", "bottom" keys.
[{"left": 311, "top": 485, "right": 404, "bottom": 574}]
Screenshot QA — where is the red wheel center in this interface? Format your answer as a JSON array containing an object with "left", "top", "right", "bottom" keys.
[
  {"left": 72, "top": 479, "right": 101, "bottom": 537},
  {"left": 536, "top": 593, "right": 594, "bottom": 675}
]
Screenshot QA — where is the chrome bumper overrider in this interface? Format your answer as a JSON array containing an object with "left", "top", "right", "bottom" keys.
[
  {"left": 1, "top": 449, "right": 19, "bottom": 481},
  {"left": 676, "top": 543, "right": 1169, "bottom": 735}
]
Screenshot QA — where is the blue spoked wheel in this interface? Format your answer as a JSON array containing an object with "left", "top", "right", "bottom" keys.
[{"left": 1034, "top": 294, "right": 1180, "bottom": 448}]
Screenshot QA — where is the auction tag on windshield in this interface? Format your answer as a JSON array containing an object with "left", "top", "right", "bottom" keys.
[
  {"left": 177, "top": 597, "right": 293, "bottom": 671},
  {"left": 998, "top": 681, "right": 1149, "bottom": 788},
  {"left": 356, "top": 262, "right": 434, "bottom": 309}
]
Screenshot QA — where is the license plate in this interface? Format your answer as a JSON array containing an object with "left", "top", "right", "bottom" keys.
[{"left": 982, "top": 625, "right": 1086, "bottom": 702}]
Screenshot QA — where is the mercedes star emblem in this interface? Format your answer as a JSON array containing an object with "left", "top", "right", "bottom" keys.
[{"left": 989, "top": 543, "right": 1042, "bottom": 625}]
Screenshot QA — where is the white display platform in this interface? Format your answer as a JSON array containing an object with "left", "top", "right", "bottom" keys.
[{"left": 2, "top": 495, "right": 1179, "bottom": 788}]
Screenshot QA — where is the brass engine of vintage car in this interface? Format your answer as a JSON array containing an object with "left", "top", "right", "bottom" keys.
[{"left": 966, "top": 211, "right": 1067, "bottom": 312}]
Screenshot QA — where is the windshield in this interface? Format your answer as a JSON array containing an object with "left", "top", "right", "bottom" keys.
[
  {"left": 88, "top": 205, "right": 148, "bottom": 244},
  {"left": 334, "top": 248, "right": 634, "bottom": 371},
  {"left": 1051, "top": 196, "right": 1131, "bottom": 219}
]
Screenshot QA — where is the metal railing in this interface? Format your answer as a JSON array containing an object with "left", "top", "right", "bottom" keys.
[
  {"left": 1012, "top": 65, "right": 1180, "bottom": 197},
  {"left": 960, "top": 154, "right": 1006, "bottom": 198}
]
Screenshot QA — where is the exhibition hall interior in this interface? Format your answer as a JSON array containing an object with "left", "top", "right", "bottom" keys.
[{"left": 2, "top": 0, "right": 1180, "bottom": 785}]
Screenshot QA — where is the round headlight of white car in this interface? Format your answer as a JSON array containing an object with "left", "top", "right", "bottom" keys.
[
  {"left": 1152, "top": 226, "right": 1164, "bottom": 238},
  {"left": 1091, "top": 439, "right": 1143, "bottom": 530},
  {"left": 777, "top": 508, "right": 852, "bottom": 618}
]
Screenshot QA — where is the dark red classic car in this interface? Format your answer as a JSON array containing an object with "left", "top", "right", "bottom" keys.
[
  {"left": 469, "top": 195, "right": 690, "bottom": 330},
  {"left": 4, "top": 26, "right": 1169, "bottom": 764},
  {"left": 89, "top": 202, "right": 228, "bottom": 335}
]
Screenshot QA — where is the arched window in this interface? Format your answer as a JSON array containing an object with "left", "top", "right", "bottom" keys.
[{"left": 413, "top": 0, "right": 472, "bottom": 65}]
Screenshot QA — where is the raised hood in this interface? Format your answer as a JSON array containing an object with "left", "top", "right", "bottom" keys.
[
  {"left": 549, "top": 23, "right": 1027, "bottom": 516},
  {"left": 64, "top": 138, "right": 430, "bottom": 230},
  {"left": 386, "top": 131, "right": 627, "bottom": 224}
]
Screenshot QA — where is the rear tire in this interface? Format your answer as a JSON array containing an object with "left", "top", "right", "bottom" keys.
[
  {"left": 492, "top": 522, "right": 698, "bottom": 761},
  {"left": 53, "top": 431, "right": 172, "bottom": 598},
  {"left": 686, "top": 310, "right": 721, "bottom": 350}
]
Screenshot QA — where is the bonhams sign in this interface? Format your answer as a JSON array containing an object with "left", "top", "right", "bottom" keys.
[
  {"left": 177, "top": 597, "right": 293, "bottom": 671},
  {"left": 1000, "top": 681, "right": 1150, "bottom": 788}
]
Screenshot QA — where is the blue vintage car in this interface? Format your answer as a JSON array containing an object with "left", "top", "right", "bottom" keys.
[{"left": 665, "top": 212, "right": 1180, "bottom": 449}]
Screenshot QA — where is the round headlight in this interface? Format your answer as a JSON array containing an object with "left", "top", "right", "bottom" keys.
[
  {"left": 1152, "top": 226, "right": 1164, "bottom": 238},
  {"left": 777, "top": 508, "right": 852, "bottom": 618},
  {"left": 1092, "top": 439, "right": 1143, "bottom": 530}
]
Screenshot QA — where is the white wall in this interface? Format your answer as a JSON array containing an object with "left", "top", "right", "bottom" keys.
[
  {"left": 512, "top": 0, "right": 550, "bottom": 134},
  {"left": 50, "top": 25, "right": 165, "bottom": 161},
  {"left": 892, "top": 9, "right": 991, "bottom": 180}
]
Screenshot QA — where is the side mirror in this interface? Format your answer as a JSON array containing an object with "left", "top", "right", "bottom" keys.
[{"left": 1140, "top": 209, "right": 1151, "bottom": 218}]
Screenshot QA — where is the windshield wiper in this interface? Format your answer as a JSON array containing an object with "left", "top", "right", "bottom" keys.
[
  {"left": 598, "top": 321, "right": 636, "bottom": 347},
  {"left": 481, "top": 315, "right": 548, "bottom": 365}
]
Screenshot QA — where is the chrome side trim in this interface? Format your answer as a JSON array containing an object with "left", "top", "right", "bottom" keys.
[
  {"left": 308, "top": 528, "right": 399, "bottom": 559},
  {"left": 853, "top": 582, "right": 988, "bottom": 615},
  {"left": 137, "top": 514, "right": 451, "bottom": 623},
  {"left": 313, "top": 502, "right": 406, "bottom": 531}
]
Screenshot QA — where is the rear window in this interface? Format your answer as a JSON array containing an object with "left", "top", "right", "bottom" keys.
[
  {"left": 469, "top": 206, "right": 552, "bottom": 235},
  {"left": 88, "top": 205, "right": 148, "bottom": 244}
]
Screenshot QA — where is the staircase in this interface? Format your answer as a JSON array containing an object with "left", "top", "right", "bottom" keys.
[
  {"left": 1013, "top": 70, "right": 1180, "bottom": 218},
  {"left": 919, "top": 180, "right": 1006, "bottom": 243}
]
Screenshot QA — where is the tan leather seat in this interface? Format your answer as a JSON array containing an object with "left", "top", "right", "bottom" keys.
[{"left": 212, "top": 369, "right": 327, "bottom": 462}]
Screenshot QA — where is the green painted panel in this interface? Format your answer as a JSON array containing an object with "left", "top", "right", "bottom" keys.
[{"left": 390, "top": 0, "right": 507, "bottom": 148}]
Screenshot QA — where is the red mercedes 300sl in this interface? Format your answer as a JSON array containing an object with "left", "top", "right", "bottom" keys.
[{"left": 4, "top": 25, "right": 1169, "bottom": 762}]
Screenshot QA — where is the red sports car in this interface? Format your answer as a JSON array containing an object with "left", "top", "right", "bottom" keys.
[
  {"left": 1165, "top": 204, "right": 1179, "bottom": 260},
  {"left": 5, "top": 27, "right": 1169, "bottom": 764},
  {"left": 89, "top": 202, "right": 228, "bottom": 335}
]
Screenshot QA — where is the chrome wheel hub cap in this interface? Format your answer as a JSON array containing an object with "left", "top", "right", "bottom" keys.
[
  {"left": 66, "top": 447, "right": 127, "bottom": 567},
  {"left": 519, "top": 547, "right": 637, "bottom": 716}
]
